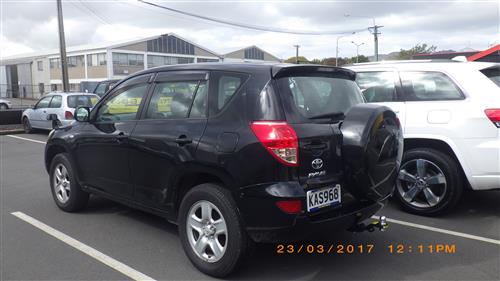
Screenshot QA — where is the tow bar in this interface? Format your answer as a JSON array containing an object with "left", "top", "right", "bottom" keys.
[{"left": 350, "top": 216, "right": 388, "bottom": 233}]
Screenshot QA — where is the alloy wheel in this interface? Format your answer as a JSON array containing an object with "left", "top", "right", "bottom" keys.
[
  {"left": 186, "top": 200, "right": 228, "bottom": 263},
  {"left": 53, "top": 163, "right": 71, "bottom": 204},
  {"left": 397, "top": 159, "right": 447, "bottom": 208}
]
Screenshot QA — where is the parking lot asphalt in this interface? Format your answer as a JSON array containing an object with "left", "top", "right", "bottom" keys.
[{"left": 1, "top": 132, "right": 499, "bottom": 281}]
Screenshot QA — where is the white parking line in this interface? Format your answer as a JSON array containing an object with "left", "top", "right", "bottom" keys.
[
  {"left": 5, "top": 135, "right": 46, "bottom": 144},
  {"left": 372, "top": 215, "right": 500, "bottom": 245},
  {"left": 11, "top": 211, "right": 156, "bottom": 281}
]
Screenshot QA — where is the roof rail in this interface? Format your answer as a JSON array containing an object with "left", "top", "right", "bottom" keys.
[{"left": 352, "top": 59, "right": 462, "bottom": 66}]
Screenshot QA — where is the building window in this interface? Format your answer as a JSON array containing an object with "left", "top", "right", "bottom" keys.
[
  {"left": 69, "top": 83, "right": 80, "bottom": 91},
  {"left": 67, "top": 55, "right": 84, "bottom": 67},
  {"left": 146, "top": 35, "right": 195, "bottom": 55},
  {"left": 37, "top": 61, "right": 43, "bottom": 71},
  {"left": 244, "top": 47, "right": 264, "bottom": 60},
  {"left": 147, "top": 55, "right": 194, "bottom": 68},
  {"left": 38, "top": 83, "right": 45, "bottom": 95},
  {"left": 112, "top": 53, "right": 144, "bottom": 67},
  {"left": 51, "top": 84, "right": 58, "bottom": 91},
  {"left": 197, "top": 58, "right": 219, "bottom": 63},
  {"left": 50, "top": 58, "right": 60, "bottom": 69},
  {"left": 87, "top": 53, "right": 107, "bottom": 66}
]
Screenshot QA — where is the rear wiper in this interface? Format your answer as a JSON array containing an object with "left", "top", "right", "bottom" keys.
[{"left": 309, "top": 111, "right": 345, "bottom": 121}]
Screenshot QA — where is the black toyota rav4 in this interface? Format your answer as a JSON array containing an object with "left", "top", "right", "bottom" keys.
[{"left": 45, "top": 63, "right": 403, "bottom": 277}]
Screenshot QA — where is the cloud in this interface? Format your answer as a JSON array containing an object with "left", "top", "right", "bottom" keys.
[{"left": 1, "top": 0, "right": 498, "bottom": 60}]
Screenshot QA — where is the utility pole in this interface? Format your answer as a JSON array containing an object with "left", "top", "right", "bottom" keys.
[
  {"left": 351, "top": 41, "right": 364, "bottom": 63},
  {"left": 57, "top": 0, "right": 69, "bottom": 92},
  {"left": 368, "top": 24, "right": 383, "bottom": 61},
  {"left": 293, "top": 45, "right": 300, "bottom": 64}
]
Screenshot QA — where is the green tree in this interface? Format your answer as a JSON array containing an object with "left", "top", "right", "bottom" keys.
[
  {"left": 284, "top": 56, "right": 309, "bottom": 64},
  {"left": 397, "top": 43, "right": 437, "bottom": 60},
  {"left": 351, "top": 55, "right": 369, "bottom": 63}
]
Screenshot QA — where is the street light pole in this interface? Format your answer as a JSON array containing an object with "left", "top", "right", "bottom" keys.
[
  {"left": 293, "top": 45, "right": 300, "bottom": 64},
  {"left": 56, "top": 0, "right": 69, "bottom": 92},
  {"left": 351, "top": 41, "right": 365, "bottom": 63},
  {"left": 336, "top": 32, "right": 355, "bottom": 67}
]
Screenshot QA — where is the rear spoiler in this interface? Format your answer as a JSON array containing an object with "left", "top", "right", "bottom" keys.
[{"left": 271, "top": 64, "right": 356, "bottom": 81}]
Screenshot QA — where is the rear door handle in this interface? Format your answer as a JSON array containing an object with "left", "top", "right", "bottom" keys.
[{"left": 174, "top": 135, "right": 192, "bottom": 146}]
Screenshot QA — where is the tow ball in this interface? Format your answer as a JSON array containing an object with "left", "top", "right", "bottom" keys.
[{"left": 350, "top": 216, "right": 388, "bottom": 233}]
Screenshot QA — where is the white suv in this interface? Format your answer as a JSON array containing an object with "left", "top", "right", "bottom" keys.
[{"left": 348, "top": 61, "right": 500, "bottom": 215}]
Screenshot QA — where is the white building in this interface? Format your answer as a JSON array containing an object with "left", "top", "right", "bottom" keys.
[{"left": 0, "top": 33, "right": 221, "bottom": 98}]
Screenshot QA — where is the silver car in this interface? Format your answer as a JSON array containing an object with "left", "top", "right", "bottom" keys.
[
  {"left": 0, "top": 98, "right": 12, "bottom": 110},
  {"left": 22, "top": 92, "right": 99, "bottom": 133}
]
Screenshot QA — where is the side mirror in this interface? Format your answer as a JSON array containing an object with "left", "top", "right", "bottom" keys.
[
  {"left": 31, "top": 104, "right": 36, "bottom": 109},
  {"left": 74, "top": 107, "right": 90, "bottom": 122},
  {"left": 47, "top": 114, "right": 61, "bottom": 129}
]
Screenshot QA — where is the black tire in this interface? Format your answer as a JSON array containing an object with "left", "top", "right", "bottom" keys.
[
  {"left": 341, "top": 104, "right": 404, "bottom": 201},
  {"left": 23, "top": 117, "right": 34, "bottom": 134},
  {"left": 0, "top": 103, "right": 7, "bottom": 110},
  {"left": 394, "top": 148, "right": 463, "bottom": 216},
  {"left": 178, "top": 183, "right": 250, "bottom": 278},
  {"left": 49, "top": 153, "right": 89, "bottom": 212}
]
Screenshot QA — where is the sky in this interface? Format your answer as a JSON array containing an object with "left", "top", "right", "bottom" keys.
[{"left": 0, "top": 0, "right": 498, "bottom": 60}]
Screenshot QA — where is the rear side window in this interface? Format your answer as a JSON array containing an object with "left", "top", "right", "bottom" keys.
[
  {"left": 49, "top": 95, "right": 62, "bottom": 108},
  {"left": 355, "top": 71, "right": 398, "bottom": 102},
  {"left": 210, "top": 71, "right": 249, "bottom": 114},
  {"left": 480, "top": 66, "right": 500, "bottom": 87},
  {"left": 278, "top": 76, "right": 364, "bottom": 120},
  {"left": 67, "top": 95, "right": 98, "bottom": 108},
  {"left": 400, "top": 72, "right": 464, "bottom": 101},
  {"left": 145, "top": 80, "right": 206, "bottom": 119},
  {"left": 94, "top": 83, "right": 107, "bottom": 96}
]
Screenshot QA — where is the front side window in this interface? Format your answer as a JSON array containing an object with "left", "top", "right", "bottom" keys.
[
  {"left": 355, "top": 71, "right": 398, "bottom": 102},
  {"left": 36, "top": 96, "right": 52, "bottom": 109},
  {"left": 145, "top": 80, "right": 206, "bottom": 119},
  {"left": 400, "top": 71, "right": 463, "bottom": 101},
  {"left": 49, "top": 95, "right": 62, "bottom": 108},
  {"left": 96, "top": 84, "right": 148, "bottom": 122}
]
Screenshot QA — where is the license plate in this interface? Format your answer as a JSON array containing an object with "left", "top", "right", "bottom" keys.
[{"left": 307, "top": 185, "right": 341, "bottom": 212}]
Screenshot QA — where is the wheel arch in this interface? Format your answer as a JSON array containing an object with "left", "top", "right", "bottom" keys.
[
  {"left": 45, "top": 143, "right": 69, "bottom": 173},
  {"left": 403, "top": 137, "right": 471, "bottom": 189},
  {"left": 171, "top": 168, "right": 235, "bottom": 219}
]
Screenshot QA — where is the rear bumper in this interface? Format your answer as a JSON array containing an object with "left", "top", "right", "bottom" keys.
[
  {"left": 457, "top": 138, "right": 500, "bottom": 190},
  {"left": 236, "top": 181, "right": 389, "bottom": 243}
]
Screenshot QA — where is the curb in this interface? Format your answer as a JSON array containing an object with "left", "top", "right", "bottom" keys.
[{"left": 0, "top": 129, "right": 25, "bottom": 136}]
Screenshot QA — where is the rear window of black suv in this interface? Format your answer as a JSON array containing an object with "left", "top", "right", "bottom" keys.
[{"left": 275, "top": 76, "right": 364, "bottom": 123}]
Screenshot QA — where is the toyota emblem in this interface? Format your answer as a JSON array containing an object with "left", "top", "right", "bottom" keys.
[{"left": 311, "top": 158, "right": 323, "bottom": 170}]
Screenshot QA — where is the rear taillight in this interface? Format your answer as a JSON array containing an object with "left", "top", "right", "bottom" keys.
[
  {"left": 485, "top": 109, "right": 500, "bottom": 128},
  {"left": 275, "top": 200, "right": 302, "bottom": 214},
  {"left": 250, "top": 121, "right": 299, "bottom": 166},
  {"left": 65, "top": 111, "right": 74, "bottom": 120}
]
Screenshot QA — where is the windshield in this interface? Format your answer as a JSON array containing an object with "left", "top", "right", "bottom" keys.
[
  {"left": 480, "top": 66, "right": 500, "bottom": 87},
  {"left": 67, "top": 95, "right": 98, "bottom": 108},
  {"left": 277, "top": 76, "right": 364, "bottom": 122}
]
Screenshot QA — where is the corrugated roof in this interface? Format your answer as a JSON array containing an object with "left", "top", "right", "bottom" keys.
[{"left": 0, "top": 33, "right": 221, "bottom": 65}]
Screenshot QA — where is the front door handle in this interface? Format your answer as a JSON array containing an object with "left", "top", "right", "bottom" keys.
[
  {"left": 174, "top": 135, "right": 192, "bottom": 146},
  {"left": 115, "top": 132, "right": 127, "bottom": 143}
]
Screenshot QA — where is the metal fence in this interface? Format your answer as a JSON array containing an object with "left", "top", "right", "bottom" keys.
[{"left": 0, "top": 84, "right": 47, "bottom": 109}]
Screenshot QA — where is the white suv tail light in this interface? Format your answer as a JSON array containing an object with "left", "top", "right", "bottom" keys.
[{"left": 485, "top": 109, "right": 500, "bottom": 128}]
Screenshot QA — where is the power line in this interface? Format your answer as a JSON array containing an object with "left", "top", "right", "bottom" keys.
[
  {"left": 137, "top": 0, "right": 367, "bottom": 35},
  {"left": 77, "top": 0, "right": 112, "bottom": 26}
]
